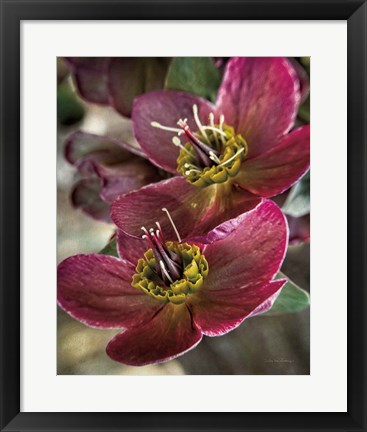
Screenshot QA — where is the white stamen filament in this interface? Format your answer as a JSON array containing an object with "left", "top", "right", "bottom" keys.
[
  {"left": 218, "top": 147, "right": 245, "bottom": 167},
  {"left": 162, "top": 208, "right": 182, "bottom": 243},
  {"left": 184, "top": 162, "right": 199, "bottom": 170},
  {"left": 150, "top": 121, "right": 182, "bottom": 134},
  {"left": 185, "top": 169, "right": 201, "bottom": 176},
  {"left": 172, "top": 137, "right": 191, "bottom": 156},
  {"left": 219, "top": 114, "right": 226, "bottom": 144},
  {"left": 141, "top": 226, "right": 149, "bottom": 236},
  {"left": 209, "top": 151, "right": 221, "bottom": 164},
  {"left": 219, "top": 114, "right": 225, "bottom": 129},
  {"left": 202, "top": 125, "right": 227, "bottom": 138},
  {"left": 155, "top": 229, "right": 163, "bottom": 243},
  {"left": 160, "top": 260, "right": 174, "bottom": 284},
  {"left": 192, "top": 104, "right": 209, "bottom": 141},
  {"left": 209, "top": 113, "right": 220, "bottom": 147}
]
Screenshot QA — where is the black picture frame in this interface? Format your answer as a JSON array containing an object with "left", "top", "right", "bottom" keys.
[{"left": 1, "top": 0, "right": 366, "bottom": 431}]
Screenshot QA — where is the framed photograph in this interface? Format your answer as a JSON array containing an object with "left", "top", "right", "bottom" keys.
[{"left": 0, "top": 0, "right": 366, "bottom": 431}]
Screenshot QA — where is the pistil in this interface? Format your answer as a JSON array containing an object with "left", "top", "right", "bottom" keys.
[
  {"left": 141, "top": 208, "right": 184, "bottom": 285},
  {"left": 150, "top": 106, "right": 222, "bottom": 170},
  {"left": 177, "top": 119, "right": 219, "bottom": 156},
  {"left": 132, "top": 210, "right": 209, "bottom": 304},
  {"left": 150, "top": 105, "right": 248, "bottom": 187}
]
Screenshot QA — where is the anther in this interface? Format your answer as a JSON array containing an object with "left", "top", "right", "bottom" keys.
[
  {"left": 141, "top": 226, "right": 149, "bottom": 236},
  {"left": 172, "top": 137, "right": 191, "bottom": 156},
  {"left": 184, "top": 162, "right": 200, "bottom": 170}
]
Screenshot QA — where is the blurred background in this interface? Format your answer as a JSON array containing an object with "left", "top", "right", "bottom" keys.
[{"left": 57, "top": 57, "right": 310, "bottom": 375}]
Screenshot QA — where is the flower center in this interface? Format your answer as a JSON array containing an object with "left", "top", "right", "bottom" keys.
[
  {"left": 151, "top": 105, "right": 248, "bottom": 188},
  {"left": 131, "top": 208, "right": 209, "bottom": 305}
]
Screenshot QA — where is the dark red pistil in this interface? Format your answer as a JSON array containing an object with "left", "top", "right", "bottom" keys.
[
  {"left": 178, "top": 120, "right": 220, "bottom": 167},
  {"left": 142, "top": 228, "right": 182, "bottom": 284}
]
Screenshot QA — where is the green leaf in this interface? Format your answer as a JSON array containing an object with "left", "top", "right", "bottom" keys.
[
  {"left": 296, "top": 57, "right": 310, "bottom": 123},
  {"left": 266, "top": 272, "right": 310, "bottom": 315},
  {"left": 300, "top": 56, "right": 310, "bottom": 68},
  {"left": 298, "top": 95, "right": 310, "bottom": 123},
  {"left": 300, "top": 56, "right": 310, "bottom": 76},
  {"left": 100, "top": 237, "right": 118, "bottom": 257},
  {"left": 57, "top": 80, "right": 85, "bottom": 125},
  {"left": 165, "top": 57, "right": 221, "bottom": 102},
  {"left": 282, "top": 171, "right": 310, "bottom": 217}
]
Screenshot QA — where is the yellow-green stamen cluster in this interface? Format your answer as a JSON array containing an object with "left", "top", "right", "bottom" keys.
[
  {"left": 177, "top": 124, "right": 248, "bottom": 188},
  {"left": 132, "top": 242, "right": 209, "bottom": 305}
]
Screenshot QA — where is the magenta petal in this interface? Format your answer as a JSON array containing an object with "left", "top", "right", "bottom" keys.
[
  {"left": 188, "top": 197, "right": 263, "bottom": 245},
  {"left": 216, "top": 57, "right": 300, "bottom": 158},
  {"left": 111, "top": 176, "right": 260, "bottom": 240},
  {"left": 65, "top": 130, "right": 129, "bottom": 163},
  {"left": 66, "top": 131, "right": 162, "bottom": 219},
  {"left": 132, "top": 90, "right": 214, "bottom": 173},
  {"left": 111, "top": 176, "right": 215, "bottom": 239},
  {"left": 191, "top": 280, "right": 286, "bottom": 336},
  {"left": 199, "top": 200, "right": 288, "bottom": 292},
  {"left": 116, "top": 229, "right": 148, "bottom": 268},
  {"left": 106, "top": 303, "right": 202, "bottom": 366},
  {"left": 58, "top": 254, "right": 163, "bottom": 329},
  {"left": 247, "top": 282, "right": 286, "bottom": 317},
  {"left": 71, "top": 178, "right": 111, "bottom": 223},
  {"left": 108, "top": 58, "right": 170, "bottom": 118},
  {"left": 74, "top": 70, "right": 109, "bottom": 105},
  {"left": 65, "top": 57, "right": 110, "bottom": 105},
  {"left": 237, "top": 125, "right": 310, "bottom": 197},
  {"left": 95, "top": 160, "right": 161, "bottom": 203},
  {"left": 65, "top": 131, "right": 130, "bottom": 174},
  {"left": 289, "top": 58, "right": 310, "bottom": 104}
]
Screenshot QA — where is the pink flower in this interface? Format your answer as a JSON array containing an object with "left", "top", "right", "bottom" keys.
[
  {"left": 58, "top": 200, "right": 288, "bottom": 366},
  {"left": 112, "top": 57, "right": 309, "bottom": 237},
  {"left": 64, "top": 57, "right": 170, "bottom": 117},
  {"left": 65, "top": 131, "right": 162, "bottom": 222}
]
